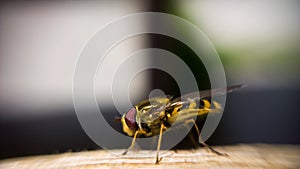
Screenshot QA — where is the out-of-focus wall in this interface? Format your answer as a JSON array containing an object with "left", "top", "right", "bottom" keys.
[{"left": 0, "top": 1, "right": 147, "bottom": 118}]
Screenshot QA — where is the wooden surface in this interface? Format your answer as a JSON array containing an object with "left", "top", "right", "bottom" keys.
[{"left": 1, "top": 144, "right": 299, "bottom": 169}]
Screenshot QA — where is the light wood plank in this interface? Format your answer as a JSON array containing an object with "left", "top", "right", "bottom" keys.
[{"left": 1, "top": 144, "right": 299, "bottom": 169}]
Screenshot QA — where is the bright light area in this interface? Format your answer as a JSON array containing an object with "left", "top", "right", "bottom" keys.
[
  {"left": 179, "top": 0, "right": 300, "bottom": 88},
  {"left": 0, "top": 1, "right": 145, "bottom": 115}
]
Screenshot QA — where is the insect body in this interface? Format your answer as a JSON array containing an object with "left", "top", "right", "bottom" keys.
[{"left": 120, "top": 84, "right": 245, "bottom": 163}]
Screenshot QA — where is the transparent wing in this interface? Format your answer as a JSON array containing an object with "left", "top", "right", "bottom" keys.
[{"left": 168, "top": 84, "right": 247, "bottom": 107}]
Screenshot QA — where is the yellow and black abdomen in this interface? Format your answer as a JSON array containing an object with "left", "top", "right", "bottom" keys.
[{"left": 165, "top": 99, "right": 222, "bottom": 127}]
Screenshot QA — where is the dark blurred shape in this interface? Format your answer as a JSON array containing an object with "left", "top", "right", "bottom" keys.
[
  {"left": 0, "top": 110, "right": 100, "bottom": 159},
  {"left": 209, "top": 89, "right": 300, "bottom": 145},
  {"left": 1, "top": 89, "right": 300, "bottom": 159}
]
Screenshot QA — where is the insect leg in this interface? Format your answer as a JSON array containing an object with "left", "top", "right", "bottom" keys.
[
  {"left": 122, "top": 130, "right": 145, "bottom": 155},
  {"left": 184, "top": 119, "right": 227, "bottom": 156},
  {"left": 156, "top": 123, "right": 166, "bottom": 164}
]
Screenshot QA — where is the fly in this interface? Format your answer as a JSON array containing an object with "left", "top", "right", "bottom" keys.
[{"left": 118, "top": 84, "right": 246, "bottom": 163}]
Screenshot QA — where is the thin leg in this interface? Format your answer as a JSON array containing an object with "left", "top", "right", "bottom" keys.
[
  {"left": 198, "top": 136, "right": 227, "bottom": 156},
  {"left": 184, "top": 119, "right": 227, "bottom": 156},
  {"left": 122, "top": 130, "right": 143, "bottom": 155},
  {"left": 184, "top": 119, "right": 200, "bottom": 136},
  {"left": 155, "top": 124, "right": 166, "bottom": 164}
]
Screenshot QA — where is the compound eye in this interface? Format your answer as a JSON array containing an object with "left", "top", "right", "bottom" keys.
[{"left": 125, "top": 107, "right": 137, "bottom": 130}]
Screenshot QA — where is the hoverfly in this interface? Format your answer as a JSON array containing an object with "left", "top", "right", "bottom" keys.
[{"left": 119, "top": 84, "right": 246, "bottom": 163}]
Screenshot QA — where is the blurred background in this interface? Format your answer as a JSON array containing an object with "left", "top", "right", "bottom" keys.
[{"left": 1, "top": 0, "right": 300, "bottom": 159}]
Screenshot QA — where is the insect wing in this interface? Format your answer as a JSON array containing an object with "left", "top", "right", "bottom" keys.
[{"left": 169, "top": 84, "right": 246, "bottom": 105}]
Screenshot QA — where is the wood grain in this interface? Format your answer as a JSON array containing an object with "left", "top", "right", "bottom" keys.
[{"left": 1, "top": 144, "right": 299, "bottom": 169}]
